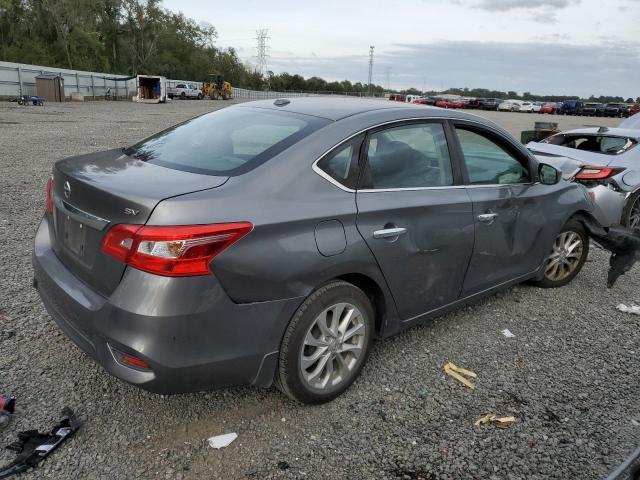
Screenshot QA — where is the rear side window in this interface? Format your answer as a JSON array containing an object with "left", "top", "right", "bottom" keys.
[
  {"left": 455, "top": 127, "right": 530, "bottom": 184},
  {"left": 125, "top": 107, "right": 329, "bottom": 175},
  {"left": 316, "top": 136, "right": 361, "bottom": 189},
  {"left": 544, "top": 134, "right": 637, "bottom": 155},
  {"left": 362, "top": 123, "right": 453, "bottom": 189}
]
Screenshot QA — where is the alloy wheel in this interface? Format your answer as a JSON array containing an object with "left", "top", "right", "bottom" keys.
[
  {"left": 300, "top": 302, "right": 366, "bottom": 390},
  {"left": 545, "top": 231, "right": 584, "bottom": 281}
]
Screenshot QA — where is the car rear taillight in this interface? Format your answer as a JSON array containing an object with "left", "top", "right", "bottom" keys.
[
  {"left": 574, "top": 166, "right": 624, "bottom": 180},
  {"left": 101, "top": 222, "right": 253, "bottom": 277},
  {"left": 46, "top": 175, "right": 53, "bottom": 214}
]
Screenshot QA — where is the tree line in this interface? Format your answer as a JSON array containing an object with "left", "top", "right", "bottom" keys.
[
  {"left": 0, "top": 1, "right": 633, "bottom": 101},
  {"left": 0, "top": 0, "right": 384, "bottom": 95}
]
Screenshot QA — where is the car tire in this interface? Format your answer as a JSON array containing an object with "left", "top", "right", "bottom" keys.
[
  {"left": 275, "top": 280, "right": 374, "bottom": 404},
  {"left": 622, "top": 192, "right": 640, "bottom": 229},
  {"left": 531, "top": 218, "right": 589, "bottom": 288},
  {"left": 197, "top": 93, "right": 203, "bottom": 100},
  {"left": 180, "top": 92, "right": 186, "bottom": 100}
]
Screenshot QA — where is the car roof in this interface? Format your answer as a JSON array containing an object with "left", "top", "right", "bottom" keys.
[
  {"left": 235, "top": 97, "right": 441, "bottom": 121},
  {"left": 554, "top": 127, "right": 640, "bottom": 139},
  {"left": 231, "top": 97, "right": 521, "bottom": 145}
]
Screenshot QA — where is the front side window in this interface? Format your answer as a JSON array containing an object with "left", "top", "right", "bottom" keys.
[
  {"left": 362, "top": 123, "right": 454, "bottom": 189},
  {"left": 125, "top": 107, "right": 329, "bottom": 176},
  {"left": 455, "top": 127, "right": 530, "bottom": 185}
]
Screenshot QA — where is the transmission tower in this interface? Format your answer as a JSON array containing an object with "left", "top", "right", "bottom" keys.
[
  {"left": 384, "top": 67, "right": 392, "bottom": 92},
  {"left": 367, "top": 46, "right": 375, "bottom": 96},
  {"left": 255, "top": 29, "right": 270, "bottom": 77}
]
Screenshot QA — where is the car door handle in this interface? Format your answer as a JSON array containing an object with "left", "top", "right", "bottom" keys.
[
  {"left": 373, "top": 227, "right": 407, "bottom": 239},
  {"left": 477, "top": 213, "right": 498, "bottom": 223}
]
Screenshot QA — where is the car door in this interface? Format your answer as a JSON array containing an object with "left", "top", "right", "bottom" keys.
[
  {"left": 451, "top": 123, "right": 549, "bottom": 296},
  {"left": 355, "top": 121, "right": 475, "bottom": 321}
]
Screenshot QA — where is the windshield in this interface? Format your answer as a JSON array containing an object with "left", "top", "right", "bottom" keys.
[{"left": 124, "top": 107, "right": 329, "bottom": 175}]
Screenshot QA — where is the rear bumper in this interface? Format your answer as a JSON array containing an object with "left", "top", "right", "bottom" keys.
[
  {"left": 33, "top": 217, "right": 303, "bottom": 394},
  {"left": 582, "top": 184, "right": 628, "bottom": 227}
]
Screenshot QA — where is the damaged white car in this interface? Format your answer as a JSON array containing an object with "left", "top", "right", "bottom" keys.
[{"left": 527, "top": 119, "right": 640, "bottom": 228}]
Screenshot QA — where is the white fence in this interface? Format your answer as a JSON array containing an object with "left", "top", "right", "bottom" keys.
[
  {"left": 232, "top": 87, "right": 316, "bottom": 100},
  {"left": 0, "top": 61, "right": 138, "bottom": 99},
  {"left": 0, "top": 61, "right": 322, "bottom": 100},
  {"left": 0, "top": 60, "right": 381, "bottom": 101}
]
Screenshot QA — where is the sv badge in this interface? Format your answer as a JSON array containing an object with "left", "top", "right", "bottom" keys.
[{"left": 124, "top": 207, "right": 140, "bottom": 216}]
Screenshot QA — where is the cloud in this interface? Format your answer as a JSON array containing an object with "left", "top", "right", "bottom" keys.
[
  {"left": 267, "top": 40, "right": 639, "bottom": 98},
  {"left": 475, "top": 0, "right": 580, "bottom": 10},
  {"left": 531, "top": 10, "right": 559, "bottom": 22},
  {"left": 472, "top": 0, "right": 582, "bottom": 22}
]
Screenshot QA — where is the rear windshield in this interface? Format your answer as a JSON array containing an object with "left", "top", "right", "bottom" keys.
[
  {"left": 544, "top": 134, "right": 637, "bottom": 155},
  {"left": 124, "top": 107, "right": 329, "bottom": 175}
]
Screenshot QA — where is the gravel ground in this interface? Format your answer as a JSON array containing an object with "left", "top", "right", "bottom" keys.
[{"left": 0, "top": 100, "right": 637, "bottom": 480}]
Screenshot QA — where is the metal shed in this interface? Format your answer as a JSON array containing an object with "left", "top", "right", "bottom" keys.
[{"left": 35, "top": 73, "right": 65, "bottom": 102}]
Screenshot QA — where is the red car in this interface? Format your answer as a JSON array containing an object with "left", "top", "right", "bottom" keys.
[
  {"left": 388, "top": 94, "right": 406, "bottom": 102},
  {"left": 435, "top": 99, "right": 465, "bottom": 109},
  {"left": 540, "top": 103, "right": 559, "bottom": 114},
  {"left": 629, "top": 105, "right": 640, "bottom": 116}
]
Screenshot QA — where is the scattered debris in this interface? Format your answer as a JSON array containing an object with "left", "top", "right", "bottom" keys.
[
  {"left": 583, "top": 219, "right": 640, "bottom": 288},
  {"left": 444, "top": 362, "right": 477, "bottom": 390},
  {"left": 501, "top": 329, "right": 516, "bottom": 338},
  {"left": 504, "top": 390, "right": 529, "bottom": 406},
  {"left": 0, "top": 407, "right": 80, "bottom": 478},
  {"left": 0, "top": 395, "right": 15, "bottom": 429},
  {"left": 418, "top": 390, "right": 431, "bottom": 398},
  {"left": 0, "top": 329, "right": 15, "bottom": 342},
  {"left": 544, "top": 407, "right": 562, "bottom": 423},
  {"left": 207, "top": 432, "right": 237, "bottom": 450},
  {"left": 277, "top": 461, "right": 290, "bottom": 470},
  {"left": 474, "top": 413, "right": 516, "bottom": 429},
  {"left": 617, "top": 304, "right": 640, "bottom": 315}
]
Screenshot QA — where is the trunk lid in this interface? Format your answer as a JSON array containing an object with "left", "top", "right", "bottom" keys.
[{"left": 51, "top": 148, "right": 228, "bottom": 296}]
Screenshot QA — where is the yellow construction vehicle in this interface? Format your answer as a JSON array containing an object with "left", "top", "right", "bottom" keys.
[{"left": 202, "top": 74, "right": 233, "bottom": 100}]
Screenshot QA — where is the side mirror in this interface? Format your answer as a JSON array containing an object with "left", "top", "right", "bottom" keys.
[{"left": 539, "top": 163, "right": 561, "bottom": 185}]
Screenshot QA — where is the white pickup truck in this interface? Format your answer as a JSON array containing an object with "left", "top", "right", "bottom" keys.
[{"left": 167, "top": 83, "right": 203, "bottom": 100}]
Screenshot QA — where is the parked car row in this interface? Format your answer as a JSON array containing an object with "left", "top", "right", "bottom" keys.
[{"left": 390, "top": 94, "right": 640, "bottom": 117}]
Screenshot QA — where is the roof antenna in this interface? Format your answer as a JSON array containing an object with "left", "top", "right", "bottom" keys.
[
  {"left": 273, "top": 99, "right": 290, "bottom": 106},
  {"left": 598, "top": 126, "right": 609, "bottom": 133}
]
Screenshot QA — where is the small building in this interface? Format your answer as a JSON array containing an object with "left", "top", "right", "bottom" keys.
[
  {"left": 134, "top": 75, "right": 167, "bottom": 103},
  {"left": 35, "top": 73, "right": 65, "bottom": 102}
]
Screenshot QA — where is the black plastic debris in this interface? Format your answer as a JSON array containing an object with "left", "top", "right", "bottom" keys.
[
  {"left": 0, "top": 407, "right": 80, "bottom": 479},
  {"left": 583, "top": 219, "right": 640, "bottom": 287},
  {"left": 277, "top": 461, "right": 290, "bottom": 470}
]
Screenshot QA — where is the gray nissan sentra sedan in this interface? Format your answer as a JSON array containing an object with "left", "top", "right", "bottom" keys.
[{"left": 33, "top": 98, "right": 596, "bottom": 404}]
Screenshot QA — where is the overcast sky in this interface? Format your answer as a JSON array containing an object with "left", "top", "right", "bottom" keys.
[{"left": 163, "top": 0, "right": 639, "bottom": 98}]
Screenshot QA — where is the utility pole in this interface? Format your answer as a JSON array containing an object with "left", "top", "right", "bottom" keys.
[
  {"left": 384, "top": 67, "right": 392, "bottom": 92},
  {"left": 367, "top": 45, "right": 374, "bottom": 97},
  {"left": 255, "top": 29, "right": 270, "bottom": 78}
]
